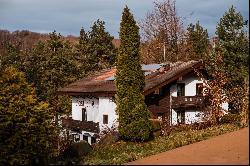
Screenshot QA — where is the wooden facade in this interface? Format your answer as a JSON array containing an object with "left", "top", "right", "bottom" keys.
[
  {"left": 145, "top": 84, "right": 171, "bottom": 123},
  {"left": 61, "top": 117, "right": 100, "bottom": 133},
  {"left": 171, "top": 96, "right": 209, "bottom": 110}
]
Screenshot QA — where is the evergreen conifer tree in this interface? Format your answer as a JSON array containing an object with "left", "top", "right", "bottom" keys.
[
  {"left": 216, "top": 6, "right": 249, "bottom": 87},
  {"left": 186, "top": 21, "right": 209, "bottom": 60},
  {"left": 215, "top": 6, "right": 249, "bottom": 112},
  {"left": 77, "top": 27, "right": 89, "bottom": 57},
  {"left": 22, "top": 31, "right": 77, "bottom": 116},
  {"left": 88, "top": 19, "right": 116, "bottom": 69},
  {"left": 76, "top": 27, "right": 91, "bottom": 74},
  {"left": 0, "top": 66, "right": 57, "bottom": 165},
  {"left": 79, "top": 27, "right": 89, "bottom": 47},
  {"left": 115, "top": 6, "right": 152, "bottom": 141}
]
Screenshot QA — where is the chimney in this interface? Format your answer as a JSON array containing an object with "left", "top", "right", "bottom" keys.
[{"left": 159, "top": 64, "right": 170, "bottom": 73}]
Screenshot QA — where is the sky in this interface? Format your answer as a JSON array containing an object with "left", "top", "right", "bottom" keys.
[{"left": 0, "top": 0, "right": 249, "bottom": 38}]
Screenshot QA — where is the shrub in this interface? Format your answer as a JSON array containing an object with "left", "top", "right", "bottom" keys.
[
  {"left": 150, "top": 119, "right": 161, "bottom": 132},
  {"left": 97, "top": 132, "right": 120, "bottom": 147},
  {"left": 172, "top": 121, "right": 214, "bottom": 133},
  {"left": 173, "top": 124, "right": 193, "bottom": 132},
  {"left": 59, "top": 140, "right": 92, "bottom": 164},
  {"left": 149, "top": 119, "right": 162, "bottom": 137},
  {"left": 153, "top": 130, "right": 162, "bottom": 137},
  {"left": 191, "top": 121, "right": 214, "bottom": 130},
  {"left": 219, "top": 113, "right": 241, "bottom": 124}
]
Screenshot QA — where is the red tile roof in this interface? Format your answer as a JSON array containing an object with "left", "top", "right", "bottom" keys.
[{"left": 57, "top": 60, "right": 203, "bottom": 96}]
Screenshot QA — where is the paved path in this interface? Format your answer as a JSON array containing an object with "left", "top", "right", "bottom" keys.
[{"left": 126, "top": 127, "right": 249, "bottom": 165}]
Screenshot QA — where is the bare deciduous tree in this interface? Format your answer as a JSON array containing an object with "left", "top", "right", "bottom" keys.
[
  {"left": 194, "top": 51, "right": 229, "bottom": 124},
  {"left": 139, "top": 0, "right": 186, "bottom": 63}
]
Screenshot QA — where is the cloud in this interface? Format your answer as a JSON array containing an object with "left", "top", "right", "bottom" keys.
[
  {"left": 175, "top": 0, "right": 249, "bottom": 36},
  {"left": 0, "top": 0, "right": 248, "bottom": 38}
]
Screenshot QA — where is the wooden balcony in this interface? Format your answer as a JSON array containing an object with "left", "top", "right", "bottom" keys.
[
  {"left": 171, "top": 96, "right": 208, "bottom": 109},
  {"left": 61, "top": 117, "right": 99, "bottom": 133}
]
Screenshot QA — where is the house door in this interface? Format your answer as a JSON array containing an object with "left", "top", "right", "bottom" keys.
[{"left": 177, "top": 110, "right": 185, "bottom": 124}]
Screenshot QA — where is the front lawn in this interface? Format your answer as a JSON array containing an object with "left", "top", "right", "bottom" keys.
[{"left": 80, "top": 123, "right": 243, "bottom": 165}]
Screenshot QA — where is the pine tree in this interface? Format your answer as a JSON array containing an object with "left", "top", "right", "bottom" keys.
[
  {"left": 88, "top": 19, "right": 117, "bottom": 69},
  {"left": 77, "top": 27, "right": 89, "bottom": 56},
  {"left": 79, "top": 28, "right": 88, "bottom": 47},
  {"left": 0, "top": 43, "right": 25, "bottom": 71},
  {"left": 186, "top": 21, "right": 209, "bottom": 60},
  {"left": 216, "top": 6, "right": 249, "bottom": 87},
  {"left": 76, "top": 27, "right": 95, "bottom": 74},
  {"left": 74, "top": 27, "right": 90, "bottom": 75},
  {"left": 0, "top": 66, "right": 57, "bottom": 165},
  {"left": 115, "top": 6, "right": 152, "bottom": 141},
  {"left": 23, "top": 31, "right": 77, "bottom": 115},
  {"left": 215, "top": 6, "right": 249, "bottom": 113}
]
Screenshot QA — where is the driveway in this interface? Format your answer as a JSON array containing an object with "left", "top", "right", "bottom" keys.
[{"left": 126, "top": 127, "right": 249, "bottom": 165}]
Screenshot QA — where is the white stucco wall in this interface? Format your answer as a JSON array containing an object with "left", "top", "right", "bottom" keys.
[
  {"left": 72, "top": 96, "right": 99, "bottom": 122},
  {"left": 70, "top": 96, "right": 117, "bottom": 144},
  {"left": 170, "top": 72, "right": 204, "bottom": 125},
  {"left": 185, "top": 110, "right": 203, "bottom": 124},
  {"left": 171, "top": 109, "right": 204, "bottom": 125},
  {"left": 171, "top": 109, "right": 177, "bottom": 125},
  {"left": 179, "top": 73, "right": 204, "bottom": 96},
  {"left": 98, "top": 97, "right": 118, "bottom": 132},
  {"left": 170, "top": 73, "right": 203, "bottom": 98}
]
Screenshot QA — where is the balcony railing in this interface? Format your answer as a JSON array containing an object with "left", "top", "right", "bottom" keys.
[
  {"left": 61, "top": 117, "right": 99, "bottom": 133},
  {"left": 171, "top": 96, "right": 208, "bottom": 109}
]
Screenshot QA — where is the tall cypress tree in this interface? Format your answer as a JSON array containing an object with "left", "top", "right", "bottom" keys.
[{"left": 115, "top": 6, "right": 152, "bottom": 141}]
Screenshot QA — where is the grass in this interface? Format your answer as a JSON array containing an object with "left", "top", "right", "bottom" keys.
[{"left": 80, "top": 123, "right": 243, "bottom": 165}]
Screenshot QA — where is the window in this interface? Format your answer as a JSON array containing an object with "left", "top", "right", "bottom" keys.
[
  {"left": 196, "top": 83, "right": 203, "bottom": 96},
  {"left": 177, "top": 83, "right": 185, "bottom": 96},
  {"left": 177, "top": 110, "right": 185, "bottom": 124},
  {"left": 73, "top": 134, "right": 80, "bottom": 142},
  {"left": 83, "top": 135, "right": 88, "bottom": 142},
  {"left": 103, "top": 115, "right": 108, "bottom": 124},
  {"left": 82, "top": 108, "right": 87, "bottom": 121},
  {"left": 91, "top": 137, "right": 96, "bottom": 144}
]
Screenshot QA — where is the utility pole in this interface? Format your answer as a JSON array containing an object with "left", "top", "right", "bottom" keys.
[{"left": 163, "top": 41, "right": 166, "bottom": 62}]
